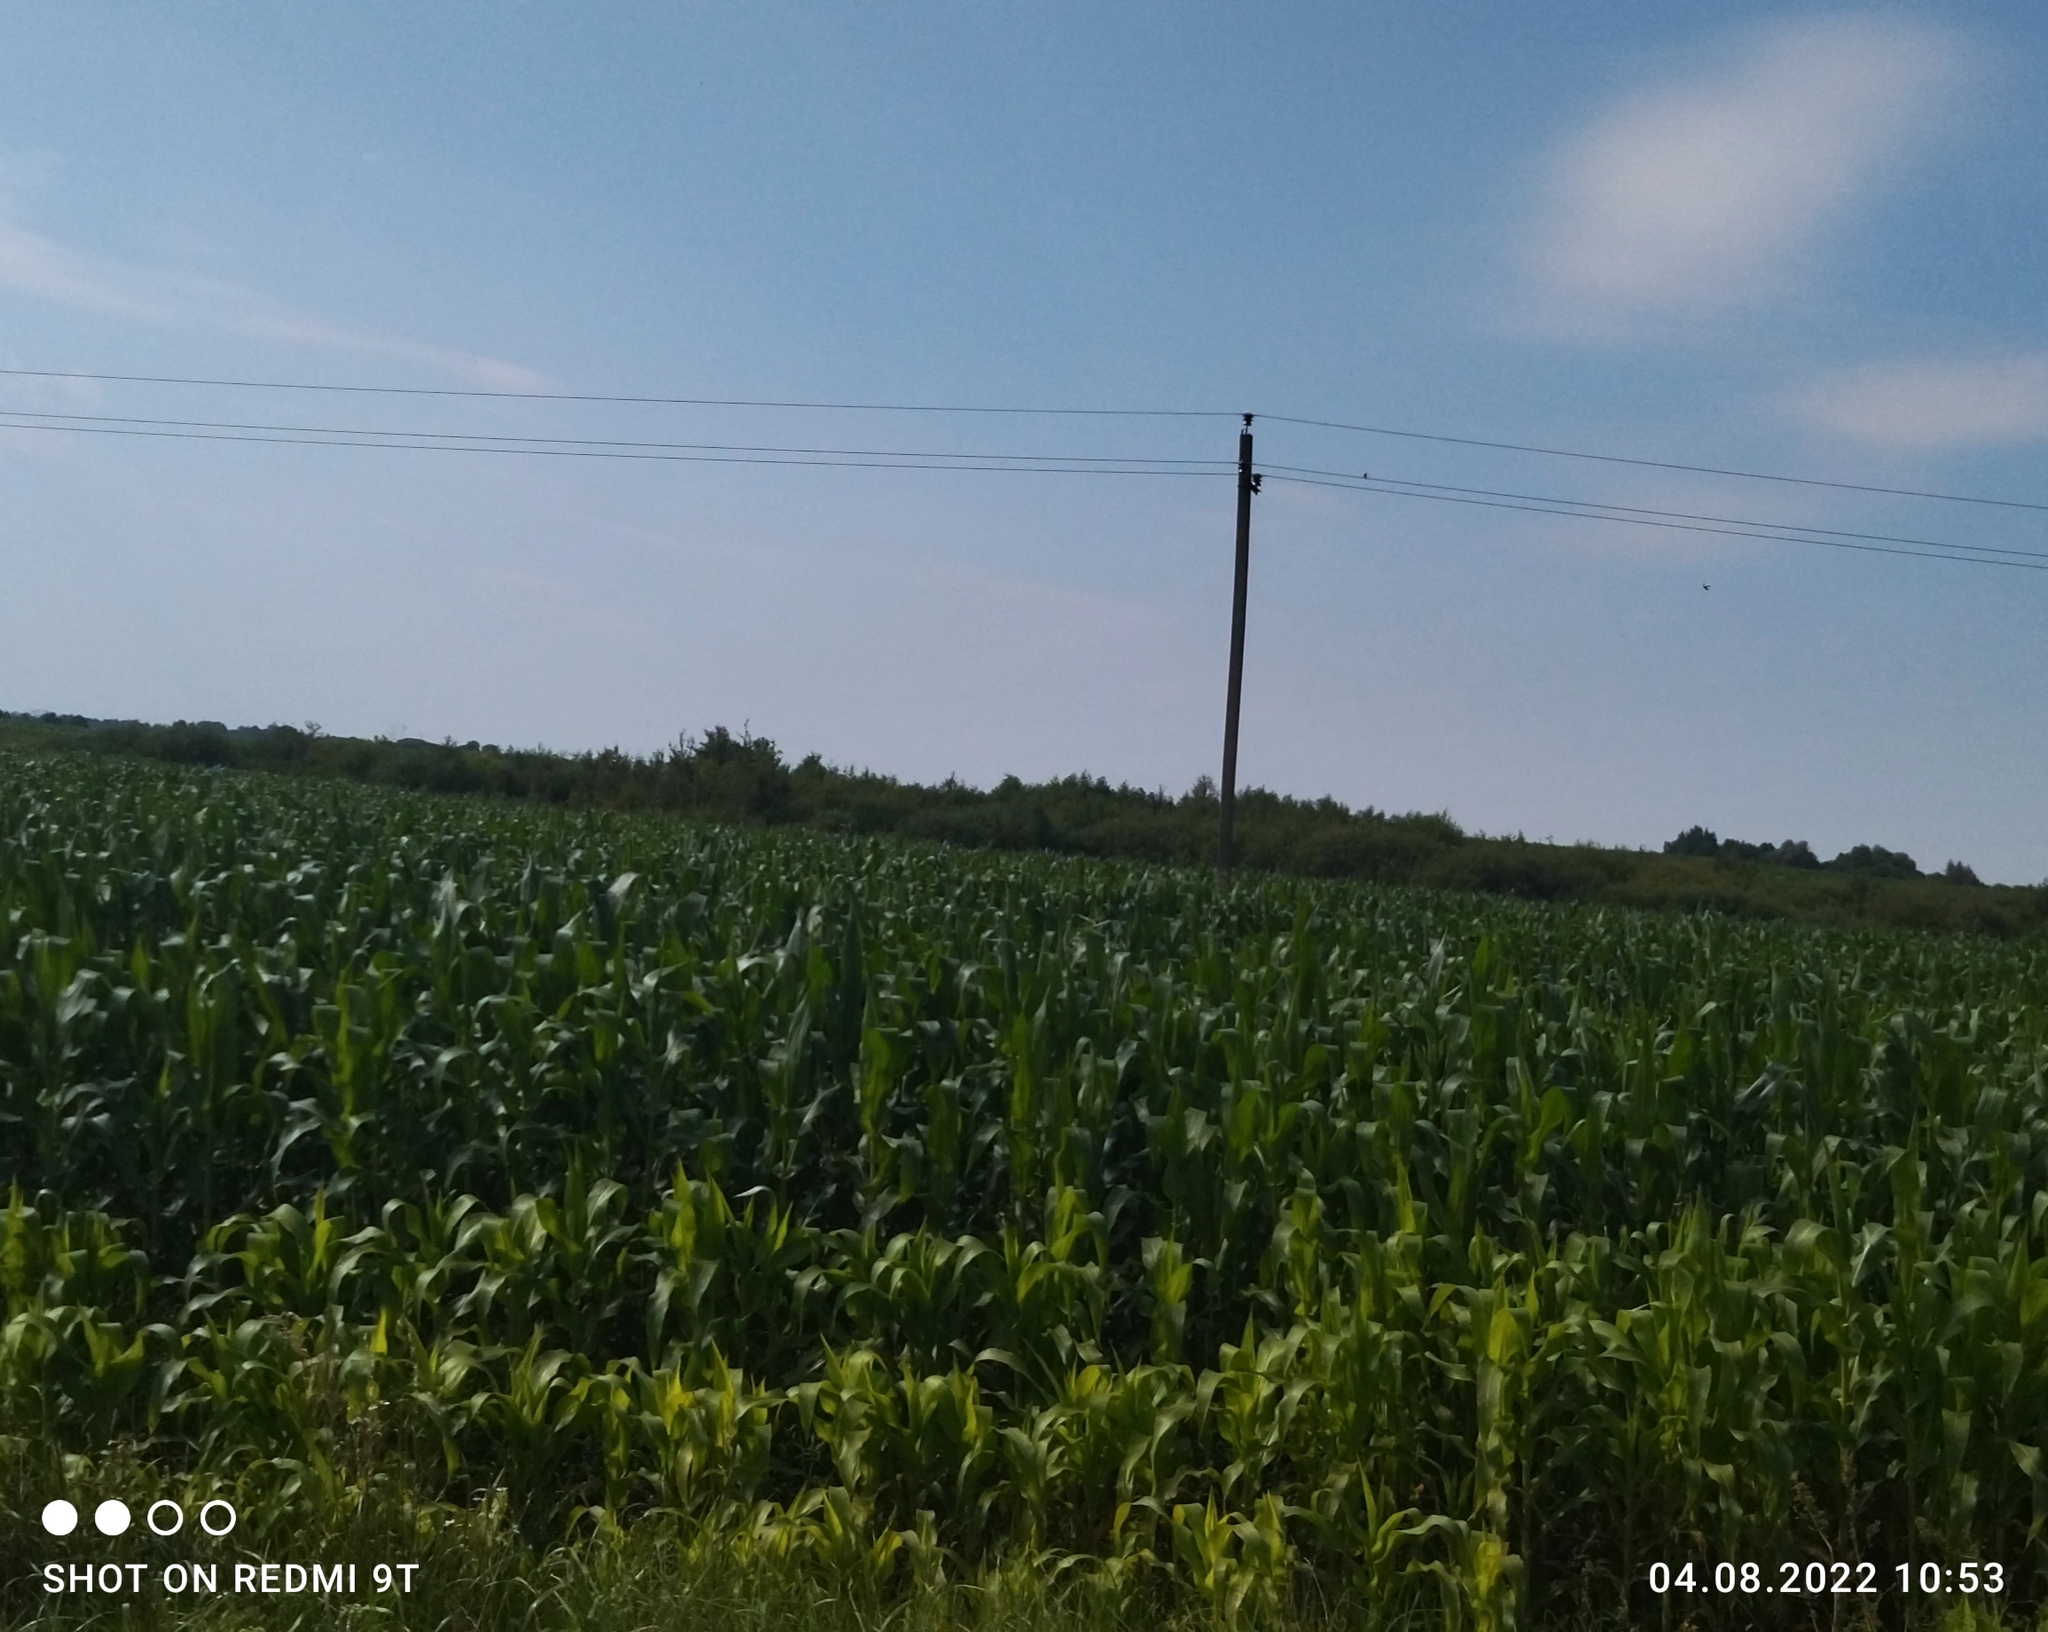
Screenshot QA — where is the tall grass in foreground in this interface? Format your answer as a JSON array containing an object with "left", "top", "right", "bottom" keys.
[{"left": 3, "top": 751, "right": 2047, "bottom": 1629}]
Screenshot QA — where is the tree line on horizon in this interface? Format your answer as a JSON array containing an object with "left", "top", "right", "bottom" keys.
[
  {"left": 1660, "top": 824, "right": 1980, "bottom": 885},
  {"left": 1, "top": 708, "right": 2038, "bottom": 937}
]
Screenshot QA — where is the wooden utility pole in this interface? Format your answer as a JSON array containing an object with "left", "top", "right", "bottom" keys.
[{"left": 1218, "top": 413, "right": 1258, "bottom": 878}]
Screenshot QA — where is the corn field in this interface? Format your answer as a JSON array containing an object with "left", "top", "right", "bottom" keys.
[{"left": 3, "top": 751, "right": 2047, "bottom": 1629}]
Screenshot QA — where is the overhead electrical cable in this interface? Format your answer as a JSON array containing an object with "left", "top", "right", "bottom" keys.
[
  {"left": 0, "top": 407, "right": 1231, "bottom": 466},
  {"left": 0, "top": 417, "right": 1225, "bottom": 475},
  {"left": 4, "top": 365, "right": 2041, "bottom": 512},
  {"left": 1259, "top": 464, "right": 2048, "bottom": 564},
  {"left": 0, "top": 367, "right": 1231, "bottom": 419},
  {"left": 4, "top": 368, "right": 2042, "bottom": 568},
  {"left": 1260, "top": 472, "right": 2048, "bottom": 572},
  {"left": 1260, "top": 414, "right": 2048, "bottom": 514}
]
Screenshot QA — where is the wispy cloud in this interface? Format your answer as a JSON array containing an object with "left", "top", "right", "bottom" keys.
[
  {"left": 1518, "top": 15, "right": 1973, "bottom": 337},
  {"left": 0, "top": 204, "right": 544, "bottom": 389},
  {"left": 1790, "top": 351, "right": 2048, "bottom": 448}
]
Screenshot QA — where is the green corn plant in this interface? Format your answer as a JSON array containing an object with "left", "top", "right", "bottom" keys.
[{"left": 5, "top": 748, "right": 2048, "bottom": 1626}]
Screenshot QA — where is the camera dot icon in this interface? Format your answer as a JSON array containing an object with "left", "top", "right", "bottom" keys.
[{"left": 39, "top": 1491, "right": 233, "bottom": 1539}]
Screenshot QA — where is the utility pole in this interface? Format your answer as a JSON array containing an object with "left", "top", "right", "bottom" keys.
[{"left": 1217, "top": 413, "right": 1259, "bottom": 878}]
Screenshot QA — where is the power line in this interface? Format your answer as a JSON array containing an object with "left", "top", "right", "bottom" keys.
[
  {"left": 1261, "top": 472, "right": 2048, "bottom": 572},
  {"left": 7, "top": 364, "right": 2041, "bottom": 512},
  {"left": 6, "top": 412, "right": 2037, "bottom": 568},
  {"left": 0, "top": 407, "right": 1231, "bottom": 467},
  {"left": 0, "top": 366, "right": 1231, "bottom": 420},
  {"left": 1267, "top": 470, "right": 2045, "bottom": 570},
  {"left": 4, "top": 373, "right": 2039, "bottom": 567},
  {"left": 1261, "top": 414, "right": 2048, "bottom": 515},
  {"left": 1260, "top": 463, "right": 2048, "bottom": 564},
  {"left": 0, "top": 416, "right": 1225, "bottom": 476}
]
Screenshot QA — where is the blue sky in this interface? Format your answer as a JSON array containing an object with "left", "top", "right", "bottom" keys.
[{"left": 3, "top": 5, "right": 2047, "bottom": 878}]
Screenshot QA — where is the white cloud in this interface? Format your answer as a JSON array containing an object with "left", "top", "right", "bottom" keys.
[
  {"left": 0, "top": 205, "right": 543, "bottom": 390},
  {"left": 1790, "top": 351, "right": 2048, "bottom": 448},
  {"left": 1521, "top": 14, "right": 1972, "bottom": 334}
]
